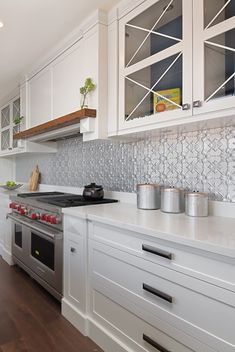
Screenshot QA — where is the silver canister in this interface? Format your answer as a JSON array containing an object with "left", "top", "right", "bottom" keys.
[
  {"left": 185, "top": 192, "right": 209, "bottom": 217},
  {"left": 137, "top": 184, "right": 161, "bottom": 210},
  {"left": 161, "top": 187, "right": 185, "bottom": 214}
]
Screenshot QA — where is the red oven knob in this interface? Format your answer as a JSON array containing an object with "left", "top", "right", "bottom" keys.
[
  {"left": 9, "top": 202, "right": 16, "bottom": 209},
  {"left": 20, "top": 208, "right": 26, "bottom": 215},
  {"left": 31, "top": 213, "right": 38, "bottom": 220},
  {"left": 50, "top": 216, "right": 58, "bottom": 225},
  {"left": 46, "top": 215, "right": 51, "bottom": 223},
  {"left": 17, "top": 205, "right": 22, "bottom": 211},
  {"left": 40, "top": 214, "right": 47, "bottom": 221}
]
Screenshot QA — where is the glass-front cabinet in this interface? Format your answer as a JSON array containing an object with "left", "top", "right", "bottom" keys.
[
  {"left": 193, "top": 0, "right": 235, "bottom": 115},
  {"left": 0, "top": 97, "right": 21, "bottom": 155},
  {"left": 1, "top": 105, "right": 11, "bottom": 151},
  {"left": 116, "top": 0, "right": 235, "bottom": 134},
  {"left": 119, "top": 0, "right": 193, "bottom": 131}
]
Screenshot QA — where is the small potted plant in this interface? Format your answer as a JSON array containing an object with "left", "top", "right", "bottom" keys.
[
  {"left": 80, "top": 78, "right": 96, "bottom": 109},
  {"left": 14, "top": 115, "right": 24, "bottom": 132}
]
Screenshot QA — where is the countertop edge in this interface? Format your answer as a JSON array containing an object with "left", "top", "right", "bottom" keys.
[{"left": 62, "top": 206, "right": 235, "bottom": 259}]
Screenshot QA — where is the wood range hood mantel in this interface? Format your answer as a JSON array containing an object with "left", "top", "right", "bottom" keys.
[{"left": 13, "top": 108, "right": 96, "bottom": 140}]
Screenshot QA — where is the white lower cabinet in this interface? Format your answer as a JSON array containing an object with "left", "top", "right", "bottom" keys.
[
  {"left": 62, "top": 215, "right": 88, "bottom": 335},
  {"left": 63, "top": 215, "right": 235, "bottom": 352},
  {"left": 91, "top": 288, "right": 219, "bottom": 352},
  {"left": 91, "top": 289, "right": 195, "bottom": 352},
  {"left": 0, "top": 192, "right": 13, "bottom": 265},
  {"left": 89, "top": 241, "right": 235, "bottom": 347},
  {"left": 88, "top": 221, "right": 235, "bottom": 352}
]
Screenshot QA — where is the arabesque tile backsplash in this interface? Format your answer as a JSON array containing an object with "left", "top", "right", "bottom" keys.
[{"left": 15, "top": 126, "right": 235, "bottom": 202}]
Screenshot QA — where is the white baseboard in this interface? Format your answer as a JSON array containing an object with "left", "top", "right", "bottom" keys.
[
  {"left": 61, "top": 298, "right": 88, "bottom": 336},
  {"left": 62, "top": 299, "right": 129, "bottom": 352},
  {"left": 0, "top": 243, "right": 13, "bottom": 265},
  {"left": 1, "top": 246, "right": 13, "bottom": 265}
]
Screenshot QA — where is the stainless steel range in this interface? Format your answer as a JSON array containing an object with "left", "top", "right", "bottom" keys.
[{"left": 8, "top": 192, "right": 118, "bottom": 301}]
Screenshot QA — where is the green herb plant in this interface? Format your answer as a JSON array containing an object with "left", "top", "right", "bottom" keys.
[
  {"left": 80, "top": 78, "right": 96, "bottom": 109},
  {"left": 13, "top": 116, "right": 24, "bottom": 132},
  {"left": 14, "top": 116, "right": 24, "bottom": 125}
]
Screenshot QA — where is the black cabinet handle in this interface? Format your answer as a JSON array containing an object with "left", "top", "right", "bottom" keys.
[
  {"left": 70, "top": 247, "right": 76, "bottom": 253},
  {"left": 143, "top": 334, "right": 170, "bottom": 352},
  {"left": 142, "top": 244, "right": 172, "bottom": 260},
  {"left": 143, "top": 283, "right": 172, "bottom": 303}
]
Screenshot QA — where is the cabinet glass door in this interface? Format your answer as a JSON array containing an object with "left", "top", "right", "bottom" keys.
[
  {"left": 12, "top": 98, "right": 20, "bottom": 149},
  {"left": 0, "top": 97, "right": 21, "bottom": 154},
  {"left": 193, "top": 0, "right": 235, "bottom": 115},
  {"left": 1, "top": 105, "right": 11, "bottom": 151},
  {"left": 119, "top": 0, "right": 192, "bottom": 130}
]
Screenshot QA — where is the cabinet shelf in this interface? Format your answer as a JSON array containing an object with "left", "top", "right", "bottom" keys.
[{"left": 13, "top": 108, "right": 96, "bottom": 140}]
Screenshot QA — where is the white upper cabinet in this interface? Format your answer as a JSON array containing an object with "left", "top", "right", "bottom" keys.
[
  {"left": 108, "top": 0, "right": 235, "bottom": 136},
  {"left": 118, "top": 0, "right": 193, "bottom": 133},
  {"left": 0, "top": 96, "right": 22, "bottom": 155},
  {"left": 193, "top": 0, "right": 235, "bottom": 115},
  {"left": 0, "top": 92, "right": 56, "bottom": 157},
  {"left": 81, "top": 22, "right": 108, "bottom": 141},
  {"left": 22, "top": 10, "right": 108, "bottom": 141},
  {"left": 52, "top": 41, "right": 83, "bottom": 118},
  {"left": 28, "top": 67, "right": 53, "bottom": 128}
]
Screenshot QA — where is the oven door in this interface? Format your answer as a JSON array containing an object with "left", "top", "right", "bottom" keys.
[
  {"left": 11, "top": 219, "right": 28, "bottom": 265},
  {"left": 27, "top": 226, "right": 63, "bottom": 293},
  {"left": 8, "top": 213, "right": 63, "bottom": 294}
]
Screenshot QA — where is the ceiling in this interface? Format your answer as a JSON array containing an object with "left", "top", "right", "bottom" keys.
[{"left": 0, "top": 0, "right": 118, "bottom": 103}]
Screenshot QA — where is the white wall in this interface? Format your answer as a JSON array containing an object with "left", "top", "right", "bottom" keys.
[{"left": 0, "top": 158, "right": 15, "bottom": 184}]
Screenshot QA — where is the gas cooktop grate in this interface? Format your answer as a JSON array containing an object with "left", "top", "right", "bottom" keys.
[
  {"left": 37, "top": 195, "right": 118, "bottom": 207},
  {"left": 18, "top": 192, "right": 65, "bottom": 198}
]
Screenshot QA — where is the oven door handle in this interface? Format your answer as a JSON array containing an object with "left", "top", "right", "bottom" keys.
[{"left": 7, "top": 213, "right": 61, "bottom": 240}]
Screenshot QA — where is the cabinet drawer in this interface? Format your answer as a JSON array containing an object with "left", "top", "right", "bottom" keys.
[
  {"left": 91, "top": 289, "right": 215, "bottom": 352},
  {"left": 90, "top": 241, "right": 235, "bottom": 349},
  {"left": 89, "top": 221, "right": 235, "bottom": 291}
]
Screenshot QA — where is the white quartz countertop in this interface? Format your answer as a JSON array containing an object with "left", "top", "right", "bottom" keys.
[{"left": 63, "top": 202, "right": 235, "bottom": 258}]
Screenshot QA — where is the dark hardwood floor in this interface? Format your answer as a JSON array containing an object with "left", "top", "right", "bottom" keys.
[{"left": 0, "top": 258, "right": 103, "bottom": 352}]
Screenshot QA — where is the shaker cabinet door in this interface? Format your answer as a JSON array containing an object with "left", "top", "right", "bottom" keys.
[
  {"left": 64, "top": 236, "right": 83, "bottom": 308},
  {"left": 52, "top": 41, "right": 84, "bottom": 118},
  {"left": 28, "top": 67, "right": 52, "bottom": 128},
  {"left": 63, "top": 216, "right": 87, "bottom": 313}
]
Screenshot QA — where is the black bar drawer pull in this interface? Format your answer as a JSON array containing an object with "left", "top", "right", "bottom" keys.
[
  {"left": 143, "top": 283, "right": 173, "bottom": 303},
  {"left": 143, "top": 334, "right": 170, "bottom": 352},
  {"left": 142, "top": 244, "right": 172, "bottom": 260}
]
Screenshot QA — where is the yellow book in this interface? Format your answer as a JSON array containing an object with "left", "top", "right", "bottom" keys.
[{"left": 154, "top": 88, "right": 181, "bottom": 113}]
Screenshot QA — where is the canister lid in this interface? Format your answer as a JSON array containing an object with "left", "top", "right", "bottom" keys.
[
  {"left": 162, "top": 187, "right": 182, "bottom": 193},
  {"left": 186, "top": 191, "right": 208, "bottom": 198},
  {"left": 137, "top": 183, "right": 161, "bottom": 188}
]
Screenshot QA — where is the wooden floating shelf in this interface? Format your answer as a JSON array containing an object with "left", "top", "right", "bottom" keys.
[{"left": 13, "top": 108, "right": 96, "bottom": 140}]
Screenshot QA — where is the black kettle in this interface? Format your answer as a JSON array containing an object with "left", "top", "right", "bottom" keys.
[{"left": 83, "top": 183, "right": 104, "bottom": 200}]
